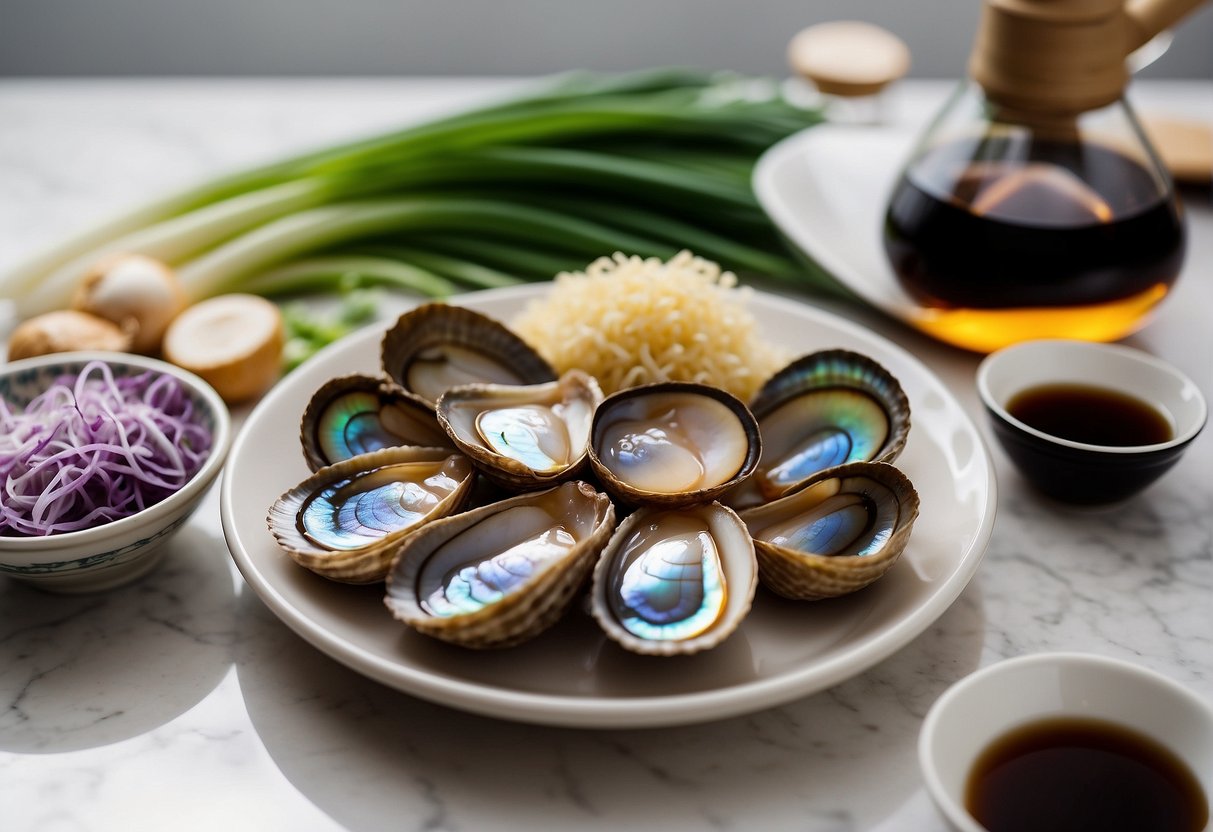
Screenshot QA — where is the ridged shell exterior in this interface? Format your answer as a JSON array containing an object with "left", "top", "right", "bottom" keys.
[
  {"left": 741, "top": 349, "right": 911, "bottom": 505},
  {"left": 435, "top": 370, "right": 603, "bottom": 491},
  {"left": 381, "top": 303, "right": 556, "bottom": 406},
  {"left": 384, "top": 481, "right": 616, "bottom": 649},
  {"left": 587, "top": 382, "right": 762, "bottom": 508},
  {"left": 739, "top": 461, "right": 919, "bottom": 601},
  {"left": 299, "top": 373, "right": 452, "bottom": 472},
  {"left": 590, "top": 502, "right": 757, "bottom": 656},
  {"left": 267, "top": 446, "right": 476, "bottom": 584}
]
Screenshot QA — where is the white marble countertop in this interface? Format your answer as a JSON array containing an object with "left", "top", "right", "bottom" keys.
[{"left": 0, "top": 78, "right": 1210, "bottom": 832}]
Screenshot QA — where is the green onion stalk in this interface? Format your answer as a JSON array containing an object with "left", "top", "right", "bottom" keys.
[{"left": 2, "top": 69, "right": 834, "bottom": 352}]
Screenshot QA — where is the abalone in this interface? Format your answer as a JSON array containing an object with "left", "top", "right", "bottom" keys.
[
  {"left": 436, "top": 370, "right": 602, "bottom": 490},
  {"left": 384, "top": 481, "right": 616, "bottom": 648},
  {"left": 588, "top": 382, "right": 761, "bottom": 508},
  {"left": 299, "top": 373, "right": 452, "bottom": 471},
  {"left": 739, "top": 461, "right": 919, "bottom": 600},
  {"left": 381, "top": 304, "right": 555, "bottom": 406},
  {"left": 267, "top": 446, "right": 475, "bottom": 583},
  {"left": 736, "top": 350, "right": 911, "bottom": 507},
  {"left": 590, "top": 501, "right": 756, "bottom": 655}
]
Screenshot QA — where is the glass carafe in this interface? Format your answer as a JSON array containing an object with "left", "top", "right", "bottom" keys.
[{"left": 883, "top": 82, "right": 1185, "bottom": 353}]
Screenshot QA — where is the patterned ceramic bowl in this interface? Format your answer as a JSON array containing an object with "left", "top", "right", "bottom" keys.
[{"left": 0, "top": 352, "right": 230, "bottom": 593}]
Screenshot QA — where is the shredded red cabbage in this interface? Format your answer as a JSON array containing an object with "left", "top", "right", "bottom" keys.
[{"left": 0, "top": 361, "right": 212, "bottom": 537}]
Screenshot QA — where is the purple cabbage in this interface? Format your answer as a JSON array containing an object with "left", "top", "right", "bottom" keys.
[{"left": 0, "top": 361, "right": 212, "bottom": 537}]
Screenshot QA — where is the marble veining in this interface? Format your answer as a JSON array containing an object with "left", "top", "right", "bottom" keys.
[{"left": 0, "top": 79, "right": 1210, "bottom": 831}]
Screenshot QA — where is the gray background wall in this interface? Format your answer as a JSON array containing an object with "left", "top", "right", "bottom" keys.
[{"left": 1, "top": 0, "right": 1210, "bottom": 78}]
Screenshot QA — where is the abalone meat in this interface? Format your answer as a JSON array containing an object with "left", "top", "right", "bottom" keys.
[
  {"left": 436, "top": 370, "right": 602, "bottom": 490},
  {"left": 587, "top": 382, "right": 760, "bottom": 507}
]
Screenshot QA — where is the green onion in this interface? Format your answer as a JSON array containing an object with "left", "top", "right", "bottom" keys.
[
  {"left": 406, "top": 236, "right": 590, "bottom": 280},
  {"left": 241, "top": 256, "right": 457, "bottom": 298},
  {"left": 350, "top": 246, "right": 524, "bottom": 290},
  {"left": 3, "top": 69, "right": 831, "bottom": 318},
  {"left": 282, "top": 289, "right": 382, "bottom": 370}
]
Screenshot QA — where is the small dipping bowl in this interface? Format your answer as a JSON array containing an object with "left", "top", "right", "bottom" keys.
[
  {"left": 976, "top": 339, "right": 1206, "bottom": 504},
  {"left": 919, "top": 652, "right": 1213, "bottom": 832},
  {"left": 0, "top": 352, "right": 231, "bottom": 593}
]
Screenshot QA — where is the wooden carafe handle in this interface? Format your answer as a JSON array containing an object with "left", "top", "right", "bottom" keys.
[{"left": 1126, "top": 0, "right": 1208, "bottom": 51}]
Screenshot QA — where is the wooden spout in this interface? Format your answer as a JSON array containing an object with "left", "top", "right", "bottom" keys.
[{"left": 970, "top": 0, "right": 1208, "bottom": 115}]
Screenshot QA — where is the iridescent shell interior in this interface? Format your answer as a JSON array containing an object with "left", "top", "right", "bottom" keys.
[
  {"left": 267, "top": 446, "right": 475, "bottom": 583},
  {"left": 590, "top": 502, "right": 756, "bottom": 656},
  {"left": 739, "top": 461, "right": 919, "bottom": 600},
  {"left": 747, "top": 350, "right": 911, "bottom": 501},
  {"left": 296, "top": 458, "right": 469, "bottom": 551},
  {"left": 384, "top": 481, "right": 615, "bottom": 648},
  {"left": 300, "top": 374, "right": 451, "bottom": 471}
]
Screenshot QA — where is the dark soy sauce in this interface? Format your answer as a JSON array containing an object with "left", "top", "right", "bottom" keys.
[
  {"left": 966, "top": 717, "right": 1208, "bottom": 832},
  {"left": 884, "top": 139, "right": 1185, "bottom": 311},
  {"left": 1007, "top": 383, "right": 1173, "bottom": 446}
]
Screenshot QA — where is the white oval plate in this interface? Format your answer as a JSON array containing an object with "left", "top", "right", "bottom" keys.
[
  {"left": 221, "top": 285, "right": 995, "bottom": 728},
  {"left": 753, "top": 125, "right": 932, "bottom": 331}
]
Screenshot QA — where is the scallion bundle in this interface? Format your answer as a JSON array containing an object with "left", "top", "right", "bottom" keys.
[{"left": 1, "top": 69, "right": 830, "bottom": 317}]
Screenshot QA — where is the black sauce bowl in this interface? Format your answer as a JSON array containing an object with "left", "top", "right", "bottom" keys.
[{"left": 976, "top": 340, "right": 1206, "bottom": 505}]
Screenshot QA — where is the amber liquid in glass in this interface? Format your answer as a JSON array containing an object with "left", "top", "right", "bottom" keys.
[{"left": 884, "top": 139, "right": 1185, "bottom": 352}]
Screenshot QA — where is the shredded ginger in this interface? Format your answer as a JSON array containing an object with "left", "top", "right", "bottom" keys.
[{"left": 512, "top": 251, "right": 789, "bottom": 400}]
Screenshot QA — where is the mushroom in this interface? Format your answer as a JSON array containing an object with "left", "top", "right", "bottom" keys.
[
  {"left": 162, "top": 294, "right": 283, "bottom": 402},
  {"left": 72, "top": 253, "right": 186, "bottom": 354},
  {"left": 7, "top": 310, "right": 132, "bottom": 361}
]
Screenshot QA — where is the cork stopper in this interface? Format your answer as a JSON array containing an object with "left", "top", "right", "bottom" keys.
[{"left": 788, "top": 21, "right": 911, "bottom": 98}]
